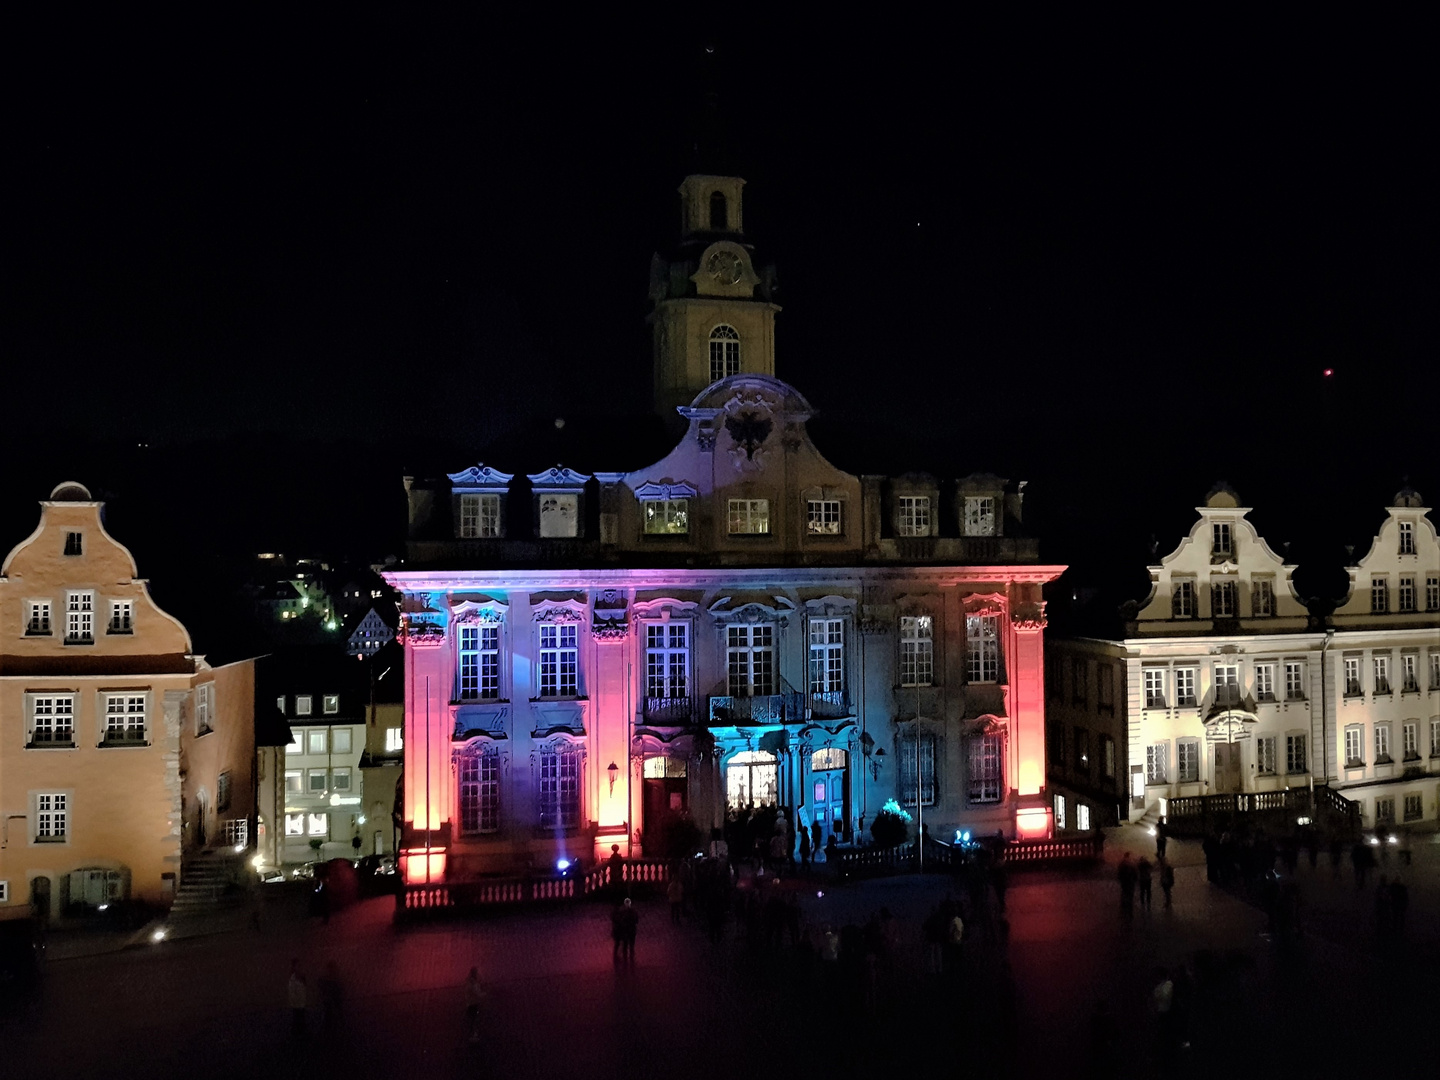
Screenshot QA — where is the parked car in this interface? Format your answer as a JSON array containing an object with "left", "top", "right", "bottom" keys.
[{"left": 259, "top": 868, "right": 287, "bottom": 885}]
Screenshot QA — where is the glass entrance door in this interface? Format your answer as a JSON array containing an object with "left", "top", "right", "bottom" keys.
[{"left": 810, "top": 748, "right": 848, "bottom": 838}]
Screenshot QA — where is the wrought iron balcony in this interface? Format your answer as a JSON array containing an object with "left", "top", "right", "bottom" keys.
[
  {"left": 708, "top": 679, "right": 804, "bottom": 726},
  {"left": 642, "top": 696, "right": 699, "bottom": 726},
  {"left": 807, "top": 689, "right": 853, "bottom": 720}
]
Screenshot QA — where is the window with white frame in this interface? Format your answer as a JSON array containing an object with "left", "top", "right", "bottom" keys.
[
  {"left": 307, "top": 813, "right": 328, "bottom": 837},
  {"left": 307, "top": 769, "right": 328, "bottom": 793},
  {"left": 1285, "top": 661, "right": 1305, "bottom": 700},
  {"left": 1373, "top": 656, "right": 1391, "bottom": 695},
  {"left": 1375, "top": 724, "right": 1391, "bottom": 763},
  {"left": 1146, "top": 743, "right": 1169, "bottom": 784},
  {"left": 1255, "top": 663, "right": 1276, "bottom": 703},
  {"left": 459, "top": 624, "right": 501, "bottom": 701},
  {"left": 1212, "top": 580, "right": 1237, "bottom": 618},
  {"left": 643, "top": 498, "right": 690, "bottom": 535},
  {"left": 285, "top": 770, "right": 302, "bottom": 794},
  {"left": 333, "top": 728, "right": 352, "bottom": 755},
  {"left": 1252, "top": 578, "right": 1274, "bottom": 617},
  {"left": 1398, "top": 576, "right": 1416, "bottom": 613},
  {"left": 537, "top": 493, "right": 579, "bottom": 538},
  {"left": 1077, "top": 803, "right": 1091, "bottom": 831},
  {"left": 1398, "top": 521, "right": 1415, "bottom": 555},
  {"left": 65, "top": 591, "right": 94, "bottom": 643},
  {"left": 459, "top": 493, "right": 502, "bottom": 539},
  {"left": 727, "top": 623, "right": 774, "bottom": 696},
  {"left": 0, "top": 882, "right": 8, "bottom": 903},
  {"left": 727, "top": 750, "right": 779, "bottom": 810},
  {"left": 1172, "top": 580, "right": 1196, "bottom": 618},
  {"left": 966, "top": 614, "right": 1000, "bottom": 683},
  {"left": 296, "top": 695, "right": 313, "bottom": 716},
  {"left": 108, "top": 600, "right": 134, "bottom": 633},
  {"left": 30, "top": 695, "right": 75, "bottom": 746},
  {"left": 1257, "top": 736, "right": 1277, "bottom": 775},
  {"left": 808, "top": 619, "right": 845, "bottom": 701},
  {"left": 385, "top": 727, "right": 403, "bottom": 753},
  {"left": 1376, "top": 797, "right": 1395, "bottom": 824},
  {"left": 1175, "top": 668, "right": 1197, "bottom": 707},
  {"left": 1177, "top": 738, "right": 1200, "bottom": 783},
  {"left": 1286, "top": 733, "right": 1307, "bottom": 773},
  {"left": 1428, "top": 575, "right": 1440, "bottom": 612},
  {"left": 323, "top": 694, "right": 339, "bottom": 714},
  {"left": 538, "top": 744, "right": 581, "bottom": 829},
  {"left": 1401, "top": 654, "right": 1418, "bottom": 693},
  {"left": 1213, "top": 664, "right": 1239, "bottom": 706},
  {"left": 307, "top": 729, "right": 327, "bottom": 754},
  {"left": 538, "top": 623, "right": 579, "bottom": 697},
  {"left": 26, "top": 600, "right": 52, "bottom": 635},
  {"left": 1402, "top": 722, "right": 1418, "bottom": 760},
  {"left": 1212, "top": 522, "right": 1233, "bottom": 556},
  {"left": 1403, "top": 793, "right": 1423, "bottom": 822},
  {"left": 1431, "top": 650, "right": 1440, "bottom": 689},
  {"left": 727, "top": 498, "right": 770, "bottom": 535},
  {"left": 896, "top": 496, "right": 931, "bottom": 537},
  {"left": 899, "top": 616, "right": 933, "bottom": 687},
  {"left": 1344, "top": 657, "right": 1362, "bottom": 696},
  {"left": 969, "top": 733, "right": 1003, "bottom": 803},
  {"left": 1344, "top": 725, "right": 1363, "bottom": 766},
  {"left": 709, "top": 324, "right": 741, "bottom": 382},
  {"left": 1371, "top": 577, "right": 1388, "bottom": 614},
  {"left": 963, "top": 497, "right": 995, "bottom": 537},
  {"left": 104, "top": 694, "right": 146, "bottom": 743},
  {"left": 1054, "top": 792, "right": 1066, "bottom": 830},
  {"left": 284, "top": 813, "right": 305, "bottom": 836},
  {"left": 1144, "top": 668, "right": 1167, "bottom": 709},
  {"left": 1432, "top": 718, "right": 1440, "bottom": 757},
  {"left": 35, "top": 793, "right": 68, "bottom": 841},
  {"left": 899, "top": 733, "right": 937, "bottom": 806},
  {"left": 331, "top": 766, "right": 352, "bottom": 792},
  {"left": 807, "top": 499, "right": 841, "bottom": 535},
  {"left": 459, "top": 750, "right": 500, "bottom": 834},
  {"left": 195, "top": 683, "right": 214, "bottom": 736},
  {"left": 644, "top": 623, "right": 689, "bottom": 706}
]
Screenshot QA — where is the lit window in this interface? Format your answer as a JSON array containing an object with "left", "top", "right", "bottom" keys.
[
  {"left": 645, "top": 623, "right": 689, "bottom": 704},
  {"left": 296, "top": 695, "right": 313, "bottom": 717},
  {"left": 459, "top": 750, "right": 500, "bottom": 834},
  {"left": 1054, "top": 793, "right": 1066, "bottom": 830},
  {"left": 459, "top": 624, "right": 501, "bottom": 701},
  {"left": 1286, "top": 734, "right": 1307, "bottom": 773},
  {"left": 966, "top": 614, "right": 1000, "bottom": 683},
  {"left": 459, "top": 493, "right": 502, "bottom": 539},
  {"left": 726, "top": 750, "right": 778, "bottom": 810},
  {"left": 1101, "top": 736, "right": 1116, "bottom": 780},
  {"left": 963, "top": 497, "right": 995, "bottom": 537},
  {"left": 65, "top": 591, "right": 94, "bottom": 643},
  {"left": 896, "top": 496, "right": 930, "bottom": 537},
  {"left": 284, "top": 813, "right": 305, "bottom": 836},
  {"left": 538, "top": 745, "right": 581, "bottom": 829},
  {"left": 538, "top": 494, "right": 579, "bottom": 538},
  {"left": 108, "top": 600, "right": 134, "bottom": 633},
  {"left": 385, "top": 727, "right": 403, "bottom": 753},
  {"left": 807, "top": 499, "right": 841, "bottom": 535},
  {"left": 968, "top": 733, "right": 1002, "bottom": 803},
  {"left": 30, "top": 695, "right": 75, "bottom": 746},
  {"left": 727, "top": 624, "right": 775, "bottom": 696},
  {"left": 332, "top": 728, "right": 352, "bottom": 755},
  {"left": 307, "top": 813, "right": 328, "bottom": 837},
  {"left": 307, "top": 729, "right": 327, "bottom": 754},
  {"left": 899, "top": 616, "right": 933, "bottom": 687},
  {"left": 643, "top": 498, "right": 690, "bottom": 535},
  {"left": 26, "top": 600, "right": 52, "bottom": 635},
  {"left": 727, "top": 499, "right": 770, "bottom": 535},
  {"left": 1144, "top": 669, "right": 1167, "bottom": 709},
  {"left": 104, "top": 694, "right": 146, "bottom": 743},
  {"left": 709, "top": 324, "right": 741, "bottom": 382},
  {"left": 323, "top": 695, "right": 339, "bottom": 714},
  {"left": 1171, "top": 580, "right": 1196, "bottom": 618},
  {"left": 538, "top": 623, "right": 579, "bottom": 697},
  {"left": 808, "top": 618, "right": 845, "bottom": 703},
  {"left": 36, "top": 793, "right": 68, "bottom": 841},
  {"left": 1076, "top": 803, "right": 1091, "bottom": 831},
  {"left": 1252, "top": 579, "right": 1274, "bottom": 617}
]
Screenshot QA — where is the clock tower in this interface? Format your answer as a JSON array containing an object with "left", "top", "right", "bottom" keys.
[{"left": 649, "top": 174, "right": 780, "bottom": 420}]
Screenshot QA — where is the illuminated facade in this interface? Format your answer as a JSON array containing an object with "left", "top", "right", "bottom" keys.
[
  {"left": 384, "top": 175, "right": 1063, "bottom": 877},
  {"left": 0, "top": 484, "right": 258, "bottom": 921},
  {"left": 1124, "top": 485, "right": 1440, "bottom": 827}
]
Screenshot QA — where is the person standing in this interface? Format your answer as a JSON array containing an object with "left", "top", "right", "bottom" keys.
[
  {"left": 1159, "top": 857, "right": 1176, "bottom": 908},
  {"left": 1118, "top": 854, "right": 1137, "bottom": 917},
  {"left": 287, "top": 959, "right": 307, "bottom": 1038},
  {"left": 607, "top": 844, "right": 626, "bottom": 898},
  {"left": 1155, "top": 821, "right": 1168, "bottom": 859},
  {"left": 811, "top": 821, "right": 823, "bottom": 862},
  {"left": 1137, "top": 856, "right": 1154, "bottom": 911},
  {"left": 799, "top": 826, "right": 812, "bottom": 874},
  {"left": 620, "top": 897, "right": 639, "bottom": 964},
  {"left": 464, "top": 967, "right": 484, "bottom": 1044}
]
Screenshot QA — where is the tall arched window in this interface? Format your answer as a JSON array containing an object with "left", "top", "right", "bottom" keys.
[
  {"left": 709, "top": 324, "right": 741, "bottom": 382},
  {"left": 709, "top": 190, "right": 728, "bottom": 230}
]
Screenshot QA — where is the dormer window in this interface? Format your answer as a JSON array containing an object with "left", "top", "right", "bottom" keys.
[
  {"left": 709, "top": 325, "right": 741, "bottom": 382},
  {"left": 963, "top": 497, "right": 996, "bottom": 537},
  {"left": 538, "top": 494, "right": 578, "bottom": 538},
  {"left": 1398, "top": 521, "right": 1415, "bottom": 555},
  {"left": 897, "top": 496, "right": 931, "bottom": 538},
  {"left": 709, "top": 190, "right": 728, "bottom": 230},
  {"left": 459, "top": 493, "right": 502, "bottom": 539},
  {"left": 1212, "top": 522, "right": 1232, "bottom": 557},
  {"left": 643, "top": 499, "right": 690, "bottom": 535},
  {"left": 63, "top": 532, "right": 83, "bottom": 556}
]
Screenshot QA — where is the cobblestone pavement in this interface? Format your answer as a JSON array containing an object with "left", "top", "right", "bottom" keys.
[{"left": 3, "top": 833, "right": 1433, "bottom": 1079}]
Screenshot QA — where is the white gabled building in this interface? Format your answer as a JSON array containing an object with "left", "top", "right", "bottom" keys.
[{"left": 1123, "top": 484, "right": 1440, "bottom": 830}]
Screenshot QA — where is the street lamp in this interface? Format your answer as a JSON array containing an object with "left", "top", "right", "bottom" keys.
[{"left": 607, "top": 761, "right": 619, "bottom": 796}]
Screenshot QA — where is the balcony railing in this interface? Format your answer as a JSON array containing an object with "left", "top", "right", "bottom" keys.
[
  {"left": 808, "top": 689, "right": 852, "bottom": 720},
  {"left": 709, "top": 680, "right": 805, "bottom": 725},
  {"left": 642, "top": 696, "right": 699, "bottom": 726}
]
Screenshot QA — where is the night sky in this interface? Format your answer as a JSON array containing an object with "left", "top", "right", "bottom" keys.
[{"left": 4, "top": 16, "right": 1434, "bottom": 641}]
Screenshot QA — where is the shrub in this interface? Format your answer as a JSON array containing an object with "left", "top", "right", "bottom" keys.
[{"left": 870, "top": 799, "right": 913, "bottom": 848}]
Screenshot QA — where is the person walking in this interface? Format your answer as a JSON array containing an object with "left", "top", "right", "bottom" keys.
[
  {"left": 667, "top": 873, "right": 684, "bottom": 925},
  {"left": 1137, "top": 856, "right": 1153, "bottom": 911},
  {"left": 1159, "top": 857, "right": 1176, "bottom": 909},
  {"left": 1118, "top": 854, "right": 1137, "bottom": 917},
  {"left": 287, "top": 959, "right": 307, "bottom": 1039},
  {"left": 464, "top": 967, "right": 485, "bottom": 1044}
]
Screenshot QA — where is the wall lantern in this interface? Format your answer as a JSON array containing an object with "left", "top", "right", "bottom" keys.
[
  {"left": 870, "top": 747, "right": 887, "bottom": 781},
  {"left": 607, "top": 761, "right": 619, "bottom": 794}
]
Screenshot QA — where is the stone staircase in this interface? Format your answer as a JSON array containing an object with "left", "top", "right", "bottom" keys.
[{"left": 169, "top": 848, "right": 250, "bottom": 919}]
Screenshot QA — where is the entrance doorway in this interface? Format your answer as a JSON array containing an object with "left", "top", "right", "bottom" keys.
[
  {"left": 810, "top": 748, "right": 849, "bottom": 838},
  {"left": 1213, "top": 743, "right": 1243, "bottom": 793},
  {"left": 30, "top": 876, "right": 51, "bottom": 921},
  {"left": 642, "top": 755, "right": 689, "bottom": 857}
]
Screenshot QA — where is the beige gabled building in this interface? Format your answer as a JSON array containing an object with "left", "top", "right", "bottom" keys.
[{"left": 0, "top": 483, "right": 258, "bottom": 922}]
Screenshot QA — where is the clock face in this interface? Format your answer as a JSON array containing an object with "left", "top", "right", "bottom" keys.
[{"left": 708, "top": 250, "right": 743, "bottom": 285}]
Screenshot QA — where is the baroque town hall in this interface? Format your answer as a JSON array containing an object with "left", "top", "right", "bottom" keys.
[{"left": 385, "top": 176, "right": 1063, "bottom": 879}]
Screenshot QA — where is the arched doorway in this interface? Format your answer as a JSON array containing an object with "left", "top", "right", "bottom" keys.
[
  {"left": 810, "top": 747, "right": 849, "bottom": 838},
  {"left": 30, "top": 876, "right": 51, "bottom": 921}
]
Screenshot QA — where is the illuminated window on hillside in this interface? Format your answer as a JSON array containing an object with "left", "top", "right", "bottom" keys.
[{"left": 709, "top": 325, "right": 740, "bottom": 382}]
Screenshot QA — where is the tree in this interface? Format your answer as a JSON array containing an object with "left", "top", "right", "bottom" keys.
[{"left": 870, "top": 799, "right": 912, "bottom": 848}]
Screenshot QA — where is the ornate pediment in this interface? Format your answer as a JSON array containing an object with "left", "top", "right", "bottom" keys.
[
  {"left": 709, "top": 595, "right": 795, "bottom": 625},
  {"left": 962, "top": 592, "right": 1009, "bottom": 617},
  {"left": 527, "top": 466, "right": 591, "bottom": 490},
  {"left": 634, "top": 479, "right": 699, "bottom": 501},
  {"left": 804, "top": 595, "right": 857, "bottom": 618},
  {"left": 447, "top": 464, "right": 514, "bottom": 490},
  {"left": 399, "top": 615, "right": 446, "bottom": 647},
  {"left": 452, "top": 599, "right": 508, "bottom": 626},
  {"left": 1011, "top": 601, "right": 1047, "bottom": 631},
  {"left": 533, "top": 602, "right": 586, "bottom": 624}
]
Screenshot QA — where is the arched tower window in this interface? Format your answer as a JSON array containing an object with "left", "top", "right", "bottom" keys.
[
  {"left": 709, "top": 190, "right": 728, "bottom": 230},
  {"left": 709, "top": 325, "right": 741, "bottom": 382}
]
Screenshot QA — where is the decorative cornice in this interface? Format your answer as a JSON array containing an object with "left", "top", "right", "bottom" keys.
[
  {"left": 532, "top": 604, "right": 586, "bottom": 624},
  {"left": 447, "top": 464, "right": 514, "bottom": 489},
  {"left": 527, "top": 466, "right": 591, "bottom": 489},
  {"left": 1011, "top": 601, "right": 1047, "bottom": 632},
  {"left": 399, "top": 617, "right": 446, "bottom": 647},
  {"left": 634, "top": 480, "right": 699, "bottom": 501},
  {"left": 591, "top": 620, "right": 630, "bottom": 641}
]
